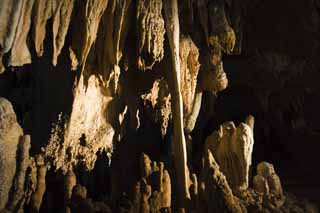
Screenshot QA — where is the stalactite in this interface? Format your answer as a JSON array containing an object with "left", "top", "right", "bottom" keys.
[
  {"left": 163, "top": 0, "right": 190, "bottom": 207},
  {"left": 136, "top": 0, "right": 165, "bottom": 70},
  {"left": 0, "top": 0, "right": 24, "bottom": 72},
  {"left": 32, "top": 0, "right": 52, "bottom": 57},
  {"left": 8, "top": 0, "right": 34, "bottom": 67},
  {"left": 0, "top": 0, "right": 317, "bottom": 212},
  {"left": 52, "top": 0, "right": 74, "bottom": 66}
]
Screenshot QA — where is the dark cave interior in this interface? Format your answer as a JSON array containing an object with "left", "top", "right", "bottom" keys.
[{"left": 0, "top": 0, "right": 320, "bottom": 212}]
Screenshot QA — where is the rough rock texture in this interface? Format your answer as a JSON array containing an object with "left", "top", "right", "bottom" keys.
[
  {"left": 140, "top": 36, "right": 201, "bottom": 136},
  {"left": 0, "top": 98, "right": 24, "bottom": 210},
  {"left": 137, "top": 0, "right": 165, "bottom": 70},
  {"left": 8, "top": 0, "right": 34, "bottom": 67},
  {"left": 52, "top": 0, "right": 75, "bottom": 66},
  {"left": 6, "top": 135, "right": 31, "bottom": 211},
  {"left": 0, "top": 0, "right": 318, "bottom": 212},
  {"left": 44, "top": 75, "right": 115, "bottom": 172},
  {"left": 179, "top": 36, "right": 200, "bottom": 125},
  {"left": 32, "top": 0, "right": 52, "bottom": 57},
  {"left": 0, "top": 0, "right": 24, "bottom": 72},
  {"left": 163, "top": 0, "right": 190, "bottom": 206},
  {"left": 70, "top": 0, "right": 109, "bottom": 70},
  {"left": 92, "top": 0, "right": 133, "bottom": 94},
  {"left": 136, "top": 153, "right": 171, "bottom": 211},
  {"left": 198, "top": 48, "right": 228, "bottom": 93},
  {"left": 254, "top": 162, "right": 284, "bottom": 208},
  {"left": 205, "top": 116, "right": 254, "bottom": 192},
  {"left": 199, "top": 149, "right": 244, "bottom": 213},
  {"left": 30, "top": 164, "right": 47, "bottom": 212},
  {"left": 64, "top": 169, "right": 77, "bottom": 211}
]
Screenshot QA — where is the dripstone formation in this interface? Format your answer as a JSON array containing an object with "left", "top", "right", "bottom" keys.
[{"left": 0, "top": 0, "right": 319, "bottom": 212}]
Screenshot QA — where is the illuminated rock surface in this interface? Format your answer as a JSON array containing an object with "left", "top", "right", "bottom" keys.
[{"left": 0, "top": 0, "right": 319, "bottom": 212}]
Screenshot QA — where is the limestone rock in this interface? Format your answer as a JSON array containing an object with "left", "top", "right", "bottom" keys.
[
  {"left": 72, "top": 184, "right": 87, "bottom": 201},
  {"left": 179, "top": 36, "right": 200, "bottom": 125},
  {"left": 44, "top": 75, "right": 115, "bottom": 172},
  {"left": 0, "top": 0, "right": 24, "bottom": 71},
  {"left": 137, "top": 0, "right": 165, "bottom": 70},
  {"left": 140, "top": 153, "right": 153, "bottom": 179},
  {"left": 52, "top": 0, "right": 75, "bottom": 66},
  {"left": 141, "top": 36, "right": 201, "bottom": 136},
  {"left": 253, "top": 175, "right": 270, "bottom": 195},
  {"left": 69, "top": 185, "right": 112, "bottom": 212},
  {"left": 93, "top": 0, "right": 133, "bottom": 94},
  {"left": 30, "top": 165, "right": 47, "bottom": 212},
  {"left": 255, "top": 162, "right": 284, "bottom": 208},
  {"left": 32, "top": 0, "right": 53, "bottom": 57},
  {"left": 6, "top": 135, "right": 31, "bottom": 211},
  {"left": 257, "top": 162, "right": 283, "bottom": 197},
  {"left": 140, "top": 178, "right": 152, "bottom": 213},
  {"left": 198, "top": 48, "right": 228, "bottom": 93},
  {"left": 135, "top": 153, "right": 172, "bottom": 211},
  {"left": 197, "top": 0, "right": 236, "bottom": 53},
  {"left": 65, "top": 170, "right": 77, "bottom": 205},
  {"left": 199, "top": 149, "right": 244, "bottom": 213},
  {"left": 8, "top": 0, "right": 34, "bottom": 67},
  {"left": 0, "top": 98, "right": 24, "bottom": 210},
  {"left": 71, "top": 0, "right": 109, "bottom": 70},
  {"left": 205, "top": 116, "right": 254, "bottom": 192},
  {"left": 0, "top": 0, "right": 21, "bottom": 47},
  {"left": 141, "top": 78, "right": 171, "bottom": 137},
  {"left": 163, "top": 0, "right": 190, "bottom": 204}
]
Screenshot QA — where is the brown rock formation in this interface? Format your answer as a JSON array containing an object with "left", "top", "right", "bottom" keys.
[
  {"left": 0, "top": 98, "right": 24, "bottom": 210},
  {"left": 0, "top": 0, "right": 318, "bottom": 212},
  {"left": 6, "top": 135, "right": 31, "bottom": 211},
  {"left": 134, "top": 153, "right": 171, "bottom": 212},
  {"left": 0, "top": 0, "right": 24, "bottom": 72},
  {"left": 8, "top": 0, "right": 34, "bottom": 67},
  {"left": 137, "top": 0, "right": 165, "bottom": 70},
  {"left": 199, "top": 149, "right": 244, "bottom": 213},
  {"left": 205, "top": 116, "right": 254, "bottom": 192}
]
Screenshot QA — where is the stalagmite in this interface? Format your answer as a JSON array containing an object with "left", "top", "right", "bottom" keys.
[
  {"left": 7, "top": 135, "right": 31, "bottom": 211},
  {"left": 30, "top": 164, "right": 47, "bottom": 212},
  {"left": 255, "top": 162, "right": 284, "bottom": 205},
  {"left": 0, "top": 98, "right": 24, "bottom": 210},
  {"left": 140, "top": 178, "right": 152, "bottom": 213},
  {"left": 0, "top": 0, "right": 316, "bottom": 212},
  {"left": 64, "top": 169, "right": 77, "bottom": 210},
  {"left": 136, "top": 153, "right": 172, "bottom": 211},
  {"left": 199, "top": 149, "right": 244, "bottom": 213},
  {"left": 163, "top": 0, "right": 190, "bottom": 207},
  {"left": 253, "top": 175, "right": 270, "bottom": 195},
  {"left": 205, "top": 116, "right": 254, "bottom": 192}
]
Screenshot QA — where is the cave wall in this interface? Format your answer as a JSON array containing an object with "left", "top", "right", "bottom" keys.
[{"left": 0, "top": 0, "right": 320, "bottom": 212}]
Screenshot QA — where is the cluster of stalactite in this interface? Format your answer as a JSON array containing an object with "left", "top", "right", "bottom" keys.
[{"left": 0, "top": 0, "right": 318, "bottom": 212}]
